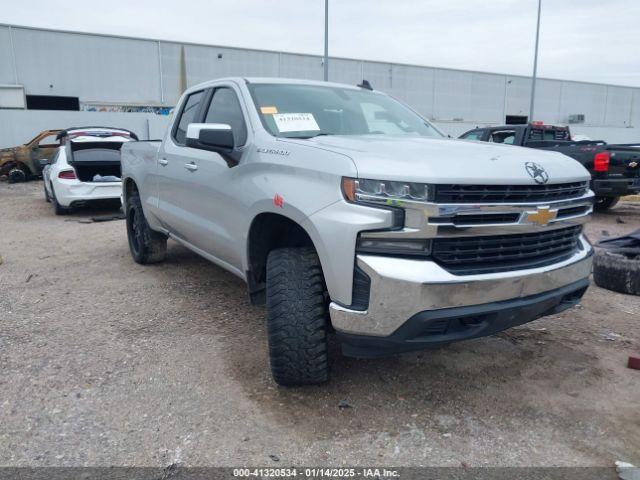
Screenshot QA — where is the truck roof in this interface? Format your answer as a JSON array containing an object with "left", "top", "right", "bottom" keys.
[{"left": 188, "top": 77, "right": 373, "bottom": 92}]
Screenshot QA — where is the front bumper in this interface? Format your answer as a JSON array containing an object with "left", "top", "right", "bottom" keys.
[
  {"left": 592, "top": 178, "right": 640, "bottom": 197},
  {"left": 329, "top": 235, "right": 593, "bottom": 350},
  {"left": 336, "top": 278, "right": 589, "bottom": 358}
]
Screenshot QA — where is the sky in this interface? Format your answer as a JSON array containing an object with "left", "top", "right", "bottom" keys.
[{"left": 3, "top": 0, "right": 640, "bottom": 87}]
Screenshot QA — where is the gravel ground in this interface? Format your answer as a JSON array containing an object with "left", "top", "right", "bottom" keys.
[{"left": 0, "top": 181, "right": 639, "bottom": 467}]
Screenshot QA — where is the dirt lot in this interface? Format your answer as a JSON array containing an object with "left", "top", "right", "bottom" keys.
[{"left": 1, "top": 181, "right": 639, "bottom": 467}]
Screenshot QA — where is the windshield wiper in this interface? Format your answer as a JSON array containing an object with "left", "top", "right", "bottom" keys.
[{"left": 295, "top": 132, "right": 333, "bottom": 140}]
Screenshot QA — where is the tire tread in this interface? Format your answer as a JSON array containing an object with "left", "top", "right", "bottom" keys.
[
  {"left": 593, "top": 249, "right": 640, "bottom": 295},
  {"left": 266, "top": 247, "right": 329, "bottom": 386}
]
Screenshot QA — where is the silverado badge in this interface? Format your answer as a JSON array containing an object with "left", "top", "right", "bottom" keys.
[
  {"left": 524, "top": 206, "right": 558, "bottom": 226},
  {"left": 525, "top": 162, "right": 549, "bottom": 184}
]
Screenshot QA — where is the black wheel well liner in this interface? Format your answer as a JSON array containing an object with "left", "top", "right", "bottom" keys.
[
  {"left": 123, "top": 177, "right": 139, "bottom": 204},
  {"left": 246, "top": 213, "right": 316, "bottom": 305}
]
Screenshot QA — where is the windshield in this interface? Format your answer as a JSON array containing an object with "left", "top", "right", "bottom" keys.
[{"left": 248, "top": 83, "right": 443, "bottom": 139}]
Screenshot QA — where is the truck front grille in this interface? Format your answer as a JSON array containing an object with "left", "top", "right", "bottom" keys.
[
  {"left": 432, "top": 225, "right": 583, "bottom": 275},
  {"left": 434, "top": 182, "right": 589, "bottom": 203}
]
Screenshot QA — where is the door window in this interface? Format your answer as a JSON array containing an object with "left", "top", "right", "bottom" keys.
[
  {"left": 38, "top": 134, "right": 60, "bottom": 148},
  {"left": 489, "top": 130, "right": 516, "bottom": 144},
  {"left": 460, "top": 129, "right": 484, "bottom": 141},
  {"left": 173, "top": 91, "right": 204, "bottom": 145},
  {"left": 204, "top": 88, "right": 247, "bottom": 146}
]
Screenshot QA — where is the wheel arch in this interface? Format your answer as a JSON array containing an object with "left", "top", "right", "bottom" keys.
[
  {"left": 122, "top": 177, "right": 139, "bottom": 206},
  {"left": 246, "top": 212, "right": 323, "bottom": 305}
]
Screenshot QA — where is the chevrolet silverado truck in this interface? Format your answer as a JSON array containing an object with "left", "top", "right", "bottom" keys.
[
  {"left": 121, "top": 78, "right": 594, "bottom": 386},
  {"left": 0, "top": 129, "right": 62, "bottom": 182},
  {"left": 460, "top": 123, "right": 640, "bottom": 211}
]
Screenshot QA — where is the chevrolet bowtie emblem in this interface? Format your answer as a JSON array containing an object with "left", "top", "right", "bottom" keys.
[{"left": 524, "top": 206, "right": 558, "bottom": 226}]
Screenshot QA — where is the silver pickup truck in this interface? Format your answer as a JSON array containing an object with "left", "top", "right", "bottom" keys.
[{"left": 121, "top": 77, "right": 594, "bottom": 386}]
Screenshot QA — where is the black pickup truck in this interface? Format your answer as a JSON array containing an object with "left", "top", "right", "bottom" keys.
[{"left": 459, "top": 123, "right": 640, "bottom": 211}]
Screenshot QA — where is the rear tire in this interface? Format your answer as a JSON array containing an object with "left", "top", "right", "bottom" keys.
[
  {"left": 266, "top": 247, "right": 329, "bottom": 386},
  {"left": 126, "top": 192, "right": 167, "bottom": 264},
  {"left": 594, "top": 196, "right": 620, "bottom": 212},
  {"left": 593, "top": 249, "right": 640, "bottom": 295},
  {"left": 50, "top": 182, "right": 71, "bottom": 215}
]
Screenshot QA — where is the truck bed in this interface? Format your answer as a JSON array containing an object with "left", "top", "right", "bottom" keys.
[{"left": 120, "top": 140, "right": 162, "bottom": 187}]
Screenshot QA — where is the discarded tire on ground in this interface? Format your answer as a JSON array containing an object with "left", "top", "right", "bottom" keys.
[{"left": 593, "top": 249, "right": 640, "bottom": 295}]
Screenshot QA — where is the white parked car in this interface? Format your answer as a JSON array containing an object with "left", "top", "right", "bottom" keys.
[{"left": 43, "top": 127, "right": 137, "bottom": 215}]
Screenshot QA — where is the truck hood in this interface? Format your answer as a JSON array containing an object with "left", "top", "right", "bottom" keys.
[{"left": 286, "top": 135, "right": 590, "bottom": 184}]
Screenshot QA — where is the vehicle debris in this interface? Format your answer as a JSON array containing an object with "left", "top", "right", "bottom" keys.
[
  {"left": 602, "top": 332, "right": 623, "bottom": 341},
  {"left": 0, "top": 130, "right": 62, "bottom": 182},
  {"left": 628, "top": 356, "right": 640, "bottom": 371},
  {"left": 91, "top": 213, "right": 126, "bottom": 222}
]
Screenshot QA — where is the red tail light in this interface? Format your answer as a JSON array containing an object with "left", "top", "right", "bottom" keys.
[
  {"left": 593, "top": 152, "right": 610, "bottom": 172},
  {"left": 58, "top": 170, "right": 77, "bottom": 179}
]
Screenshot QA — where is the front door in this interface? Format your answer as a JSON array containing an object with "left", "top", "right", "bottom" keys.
[
  {"left": 178, "top": 86, "right": 249, "bottom": 270},
  {"left": 29, "top": 132, "right": 61, "bottom": 175}
]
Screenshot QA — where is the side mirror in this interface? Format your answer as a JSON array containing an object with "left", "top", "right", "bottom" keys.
[{"left": 185, "top": 123, "right": 234, "bottom": 152}]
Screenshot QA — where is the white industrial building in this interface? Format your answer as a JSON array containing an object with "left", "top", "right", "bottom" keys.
[{"left": 1, "top": 23, "right": 639, "bottom": 147}]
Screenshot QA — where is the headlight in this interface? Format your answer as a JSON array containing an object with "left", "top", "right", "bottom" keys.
[{"left": 342, "top": 177, "right": 434, "bottom": 204}]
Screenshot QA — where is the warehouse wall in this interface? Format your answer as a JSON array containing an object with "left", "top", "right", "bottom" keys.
[
  {"left": 1, "top": 23, "right": 639, "bottom": 145},
  {"left": 0, "top": 110, "right": 169, "bottom": 147}
]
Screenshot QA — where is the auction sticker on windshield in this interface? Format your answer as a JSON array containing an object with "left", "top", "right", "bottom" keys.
[{"left": 273, "top": 113, "right": 320, "bottom": 133}]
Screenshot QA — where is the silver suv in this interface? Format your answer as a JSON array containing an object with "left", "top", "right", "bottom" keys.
[{"left": 121, "top": 78, "right": 594, "bottom": 386}]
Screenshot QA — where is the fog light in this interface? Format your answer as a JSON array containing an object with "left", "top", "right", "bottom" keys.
[{"left": 357, "top": 237, "right": 432, "bottom": 257}]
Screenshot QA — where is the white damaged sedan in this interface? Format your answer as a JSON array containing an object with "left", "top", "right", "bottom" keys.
[{"left": 43, "top": 127, "right": 137, "bottom": 215}]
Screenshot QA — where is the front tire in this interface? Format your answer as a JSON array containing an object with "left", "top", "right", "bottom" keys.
[
  {"left": 8, "top": 168, "right": 27, "bottom": 184},
  {"left": 266, "top": 247, "right": 329, "bottom": 386},
  {"left": 126, "top": 192, "right": 167, "bottom": 264},
  {"left": 594, "top": 196, "right": 620, "bottom": 212}
]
